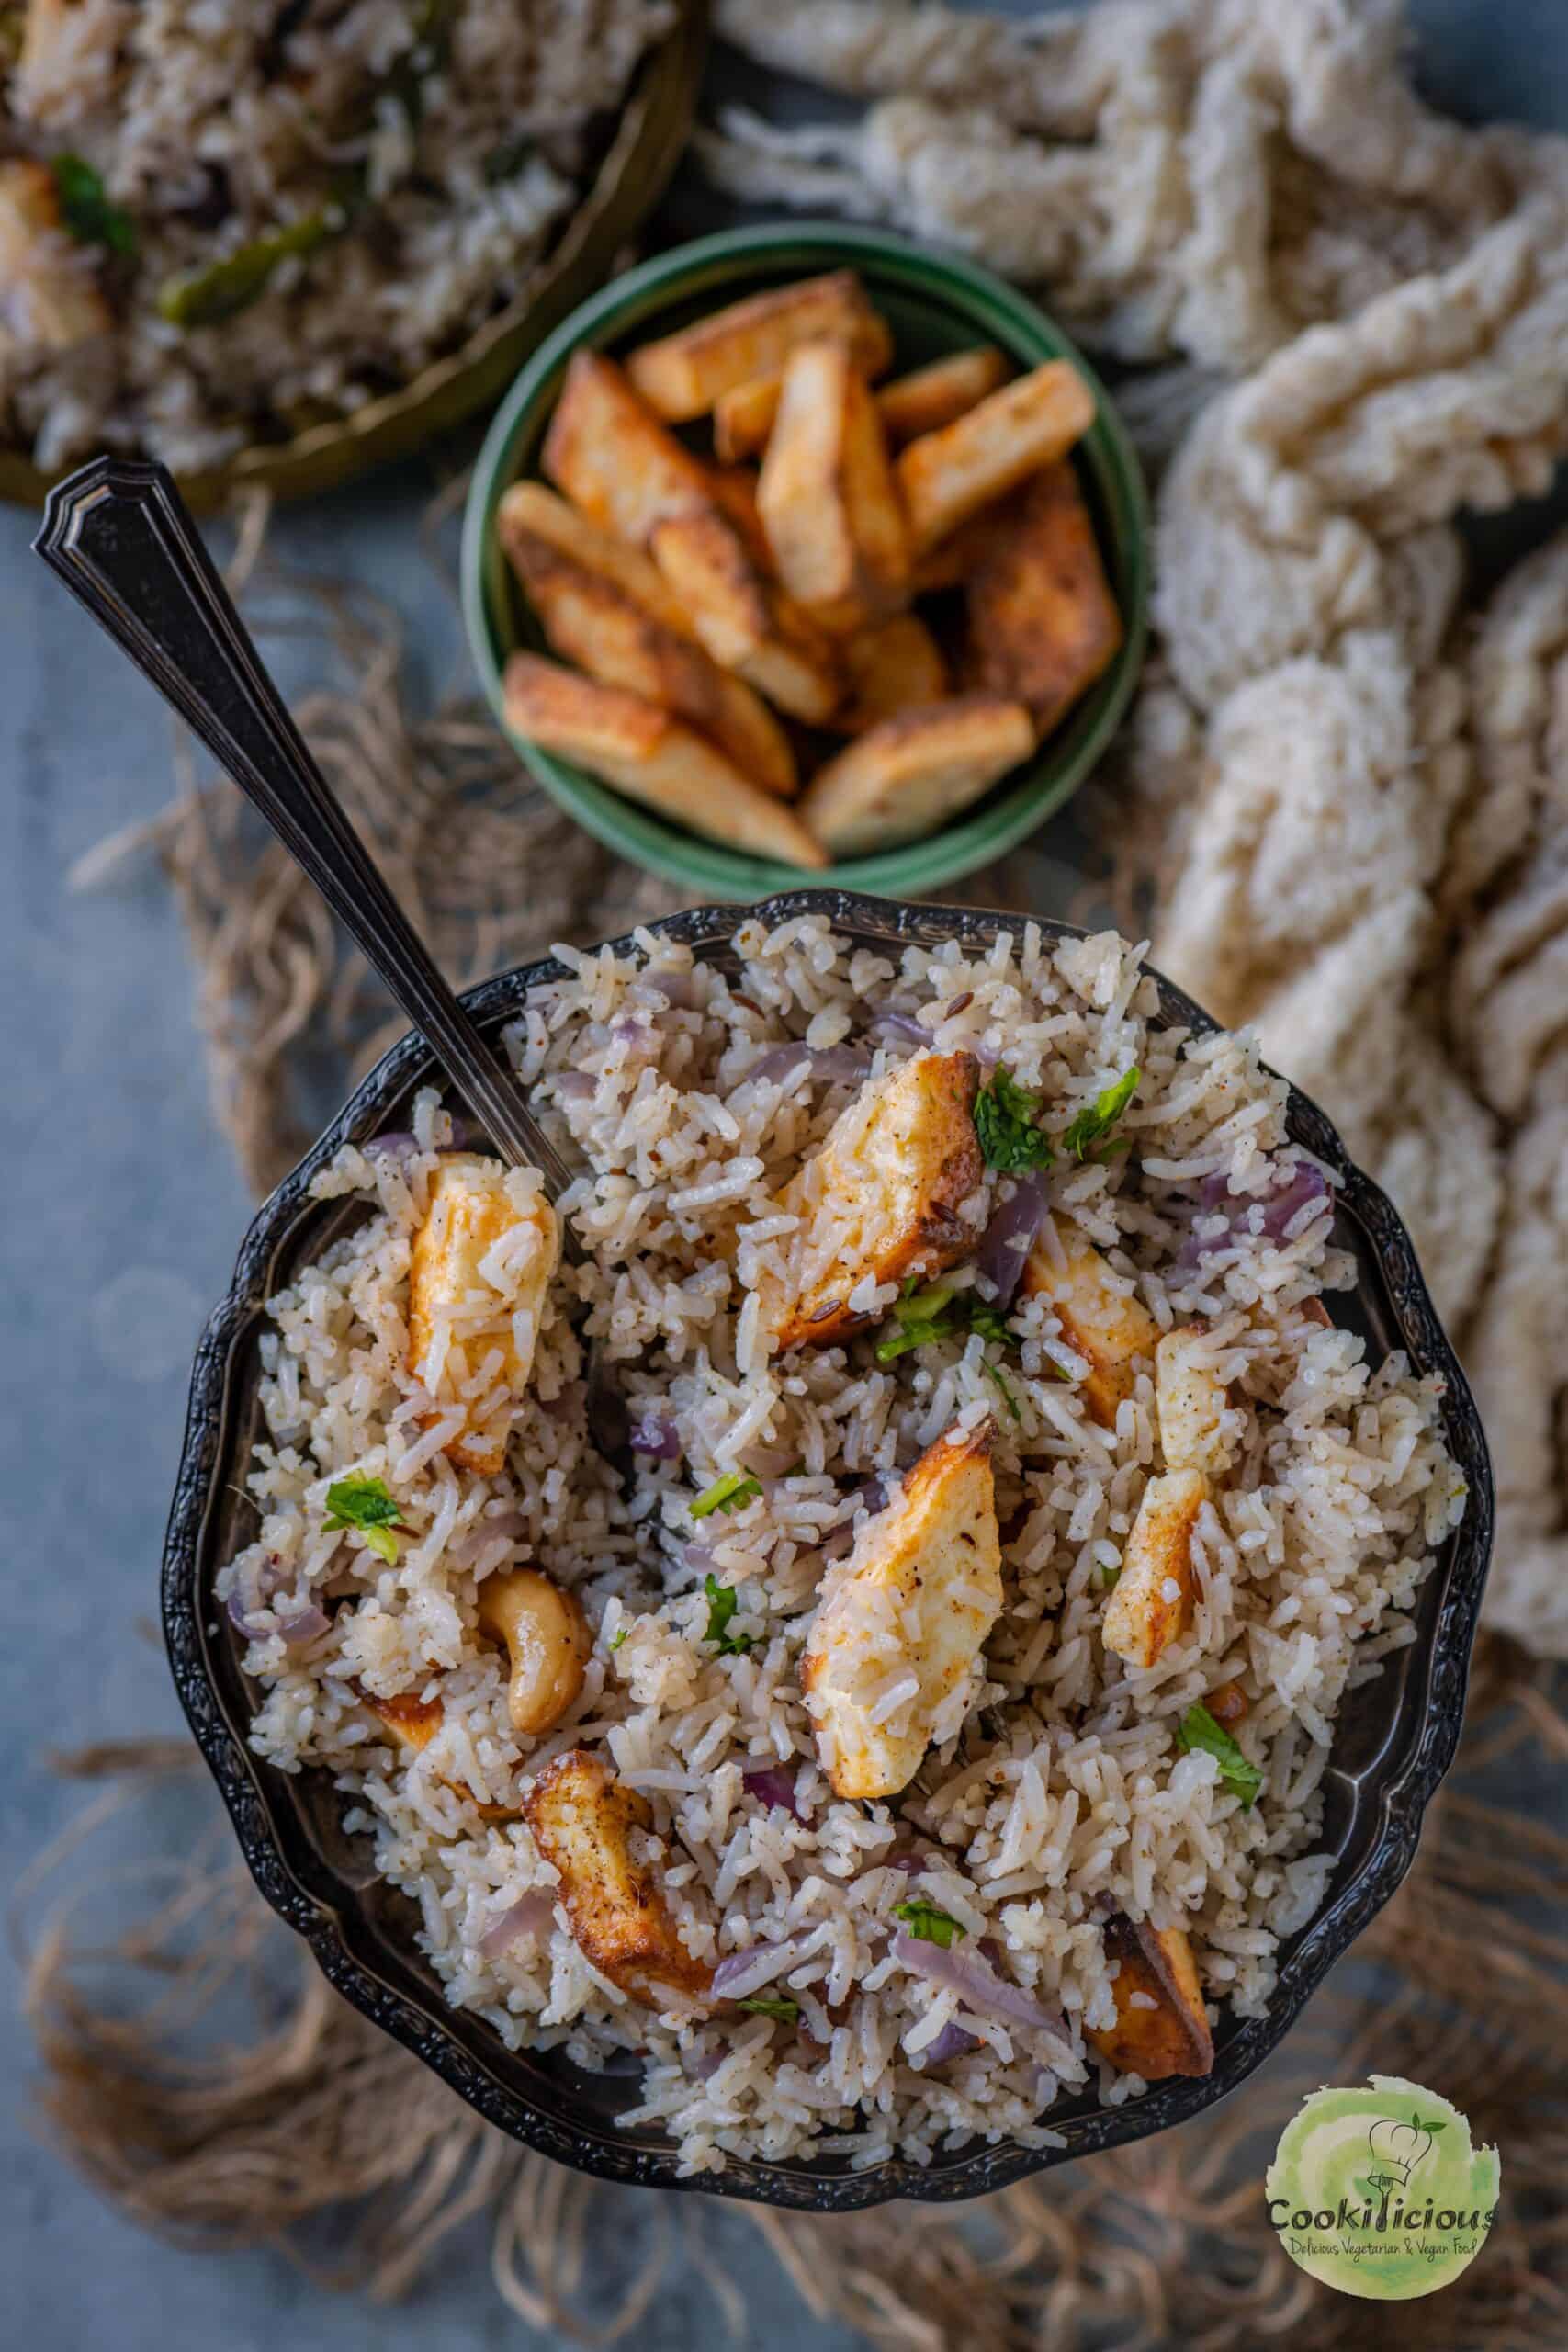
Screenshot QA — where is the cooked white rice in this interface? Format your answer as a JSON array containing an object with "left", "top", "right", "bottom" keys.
[
  {"left": 2, "top": 0, "right": 671, "bottom": 470},
  {"left": 220, "top": 913, "right": 1466, "bottom": 2175}
]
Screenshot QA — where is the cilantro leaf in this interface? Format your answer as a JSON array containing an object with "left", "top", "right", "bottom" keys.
[
  {"left": 691, "top": 1470, "right": 761, "bottom": 1520},
  {"left": 893, "top": 1898, "right": 966, "bottom": 1949},
  {"left": 974, "top": 1069, "right": 1055, "bottom": 1173},
  {"left": 736, "top": 1995, "right": 799, "bottom": 2022},
  {"left": 702, "top": 1573, "right": 755, "bottom": 1656},
  {"left": 966, "top": 1303, "right": 1014, "bottom": 1345},
  {"left": 51, "top": 154, "right": 136, "bottom": 255},
  {"left": 324, "top": 1476, "right": 402, "bottom": 1565},
  {"left": 1175, "top": 1703, "right": 1264, "bottom": 1807},
  {"left": 1063, "top": 1067, "right": 1139, "bottom": 1161},
  {"left": 608, "top": 1626, "right": 628, "bottom": 1652},
  {"left": 980, "top": 1359, "right": 1021, "bottom": 1422}
]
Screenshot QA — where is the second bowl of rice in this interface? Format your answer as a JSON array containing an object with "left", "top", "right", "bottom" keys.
[{"left": 164, "top": 891, "right": 1492, "bottom": 2205}]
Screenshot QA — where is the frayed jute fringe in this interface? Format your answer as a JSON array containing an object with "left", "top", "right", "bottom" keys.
[{"left": 17, "top": 1639, "right": 1567, "bottom": 2346}]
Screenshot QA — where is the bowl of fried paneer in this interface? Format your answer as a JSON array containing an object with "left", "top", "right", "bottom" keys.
[{"left": 463, "top": 224, "right": 1148, "bottom": 895}]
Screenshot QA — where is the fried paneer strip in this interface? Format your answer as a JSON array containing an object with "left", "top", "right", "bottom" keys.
[
  {"left": 771, "top": 1050, "right": 983, "bottom": 1351},
  {"left": 502, "top": 653, "right": 828, "bottom": 867},
  {"left": 501, "top": 493, "right": 796, "bottom": 797},
  {"left": 798, "top": 695, "right": 1032, "bottom": 858},
  {"left": 626, "top": 268, "right": 892, "bottom": 422},
  {"left": 897, "top": 360, "right": 1096, "bottom": 552},
  {"left": 1088, "top": 1917, "right": 1214, "bottom": 2079},
  {"left": 649, "top": 504, "right": 844, "bottom": 722},
  {"left": 1021, "top": 1216, "right": 1158, "bottom": 1429},
  {"left": 1100, "top": 1467, "right": 1208, "bottom": 1668},
  {"left": 758, "top": 342, "right": 910, "bottom": 633},
  {"left": 542, "top": 350, "right": 716, "bottom": 545},
  {"left": 830, "top": 613, "right": 948, "bottom": 734},
  {"left": 1155, "top": 1325, "right": 1235, "bottom": 1479},
  {"left": 522, "top": 1748, "right": 712, "bottom": 2002},
  {"left": 408, "top": 1156, "right": 559, "bottom": 1476},
  {"left": 875, "top": 345, "right": 1010, "bottom": 446},
  {"left": 717, "top": 344, "right": 1010, "bottom": 465},
  {"left": 0, "top": 158, "right": 111, "bottom": 356},
  {"left": 802, "top": 1420, "right": 1002, "bottom": 1800},
  {"left": 964, "top": 462, "right": 1122, "bottom": 734},
  {"left": 497, "top": 480, "right": 695, "bottom": 638}
]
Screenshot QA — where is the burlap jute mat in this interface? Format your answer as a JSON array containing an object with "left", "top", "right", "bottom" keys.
[{"left": 31, "top": 1, "right": 1568, "bottom": 2335}]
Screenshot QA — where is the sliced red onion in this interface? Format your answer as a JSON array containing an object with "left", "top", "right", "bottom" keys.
[
  {"left": 820, "top": 1474, "right": 889, "bottom": 1560},
  {"left": 275, "top": 1604, "right": 331, "bottom": 1645},
  {"left": 742, "top": 1764, "right": 810, "bottom": 1823},
  {"left": 745, "top": 1042, "right": 871, "bottom": 1088},
  {"left": 478, "top": 1890, "right": 557, "bottom": 1958},
  {"left": 1173, "top": 1159, "right": 1330, "bottom": 1275},
  {"left": 682, "top": 1544, "right": 717, "bottom": 1576},
  {"left": 629, "top": 1406, "right": 682, "bottom": 1462},
  {"left": 869, "top": 1011, "right": 932, "bottom": 1051},
  {"left": 884, "top": 1850, "right": 928, "bottom": 1875},
  {"left": 552, "top": 1070, "right": 596, "bottom": 1102},
  {"left": 613, "top": 1014, "right": 653, "bottom": 1046},
  {"left": 920, "top": 2020, "right": 982, "bottom": 2066},
  {"left": 366, "top": 1129, "right": 420, "bottom": 1160},
  {"left": 975, "top": 1171, "right": 1051, "bottom": 1307},
  {"left": 710, "top": 1939, "right": 800, "bottom": 2000},
  {"left": 650, "top": 967, "right": 702, "bottom": 1010},
  {"left": 685, "top": 2045, "right": 727, "bottom": 2081},
  {"left": 891, "top": 1932, "right": 1073, "bottom": 2058}
]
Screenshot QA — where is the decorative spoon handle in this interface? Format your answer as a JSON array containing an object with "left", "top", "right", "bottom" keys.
[{"left": 35, "top": 456, "right": 573, "bottom": 1196}]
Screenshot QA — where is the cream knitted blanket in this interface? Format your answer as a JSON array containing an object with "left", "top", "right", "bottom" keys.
[{"left": 704, "top": 0, "right": 1568, "bottom": 1654}]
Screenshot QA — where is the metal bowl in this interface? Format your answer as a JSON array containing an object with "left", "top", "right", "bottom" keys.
[
  {"left": 0, "top": 2, "right": 708, "bottom": 514},
  {"left": 163, "top": 889, "right": 1494, "bottom": 2211}
]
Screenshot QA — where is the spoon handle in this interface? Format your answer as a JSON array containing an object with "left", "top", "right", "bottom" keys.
[{"left": 35, "top": 457, "right": 573, "bottom": 1196}]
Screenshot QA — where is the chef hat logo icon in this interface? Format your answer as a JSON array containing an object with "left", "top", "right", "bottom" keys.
[{"left": 1366, "top": 2111, "right": 1443, "bottom": 2188}]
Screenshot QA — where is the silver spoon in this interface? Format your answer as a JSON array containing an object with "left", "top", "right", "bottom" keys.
[{"left": 35, "top": 457, "right": 575, "bottom": 1196}]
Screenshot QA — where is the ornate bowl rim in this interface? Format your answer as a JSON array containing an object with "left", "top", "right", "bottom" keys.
[{"left": 162, "top": 889, "right": 1494, "bottom": 2211}]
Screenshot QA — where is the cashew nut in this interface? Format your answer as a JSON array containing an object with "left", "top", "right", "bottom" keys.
[{"left": 478, "top": 1567, "right": 590, "bottom": 1736}]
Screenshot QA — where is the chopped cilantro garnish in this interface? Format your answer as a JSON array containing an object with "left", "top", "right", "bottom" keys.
[
  {"left": 51, "top": 155, "right": 136, "bottom": 255},
  {"left": 1176, "top": 1703, "right": 1263, "bottom": 1807},
  {"left": 1063, "top": 1067, "right": 1140, "bottom": 1161},
  {"left": 691, "top": 1470, "right": 761, "bottom": 1519},
  {"left": 966, "top": 1304, "right": 1013, "bottom": 1345},
  {"left": 608, "top": 1626, "right": 628, "bottom": 1652},
  {"left": 893, "top": 1898, "right": 966, "bottom": 1948},
  {"left": 980, "top": 1359, "right": 1021, "bottom": 1422},
  {"left": 323, "top": 1476, "right": 401, "bottom": 1565},
  {"left": 702, "top": 1573, "right": 755, "bottom": 1656},
  {"left": 1098, "top": 1561, "right": 1121, "bottom": 1589},
  {"left": 736, "top": 1995, "right": 799, "bottom": 2023},
  {"left": 974, "top": 1069, "right": 1055, "bottom": 1172},
  {"left": 875, "top": 1283, "right": 1018, "bottom": 1365}
]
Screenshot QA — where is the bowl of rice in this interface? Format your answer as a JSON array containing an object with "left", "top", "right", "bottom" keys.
[
  {"left": 0, "top": 0, "right": 705, "bottom": 503},
  {"left": 164, "top": 891, "right": 1491, "bottom": 2206}
]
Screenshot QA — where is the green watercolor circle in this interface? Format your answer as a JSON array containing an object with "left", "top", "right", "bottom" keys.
[{"left": 1265, "top": 2076, "right": 1500, "bottom": 2301}]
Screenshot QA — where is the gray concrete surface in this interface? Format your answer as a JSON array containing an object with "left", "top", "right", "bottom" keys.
[{"left": 3, "top": 4, "right": 1561, "bottom": 2346}]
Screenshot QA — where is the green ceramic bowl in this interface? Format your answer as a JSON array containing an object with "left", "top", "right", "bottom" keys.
[{"left": 462, "top": 223, "right": 1148, "bottom": 899}]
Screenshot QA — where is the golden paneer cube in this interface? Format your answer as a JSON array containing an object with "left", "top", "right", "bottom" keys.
[
  {"left": 649, "top": 504, "right": 844, "bottom": 723},
  {"left": 798, "top": 695, "right": 1033, "bottom": 859},
  {"left": 1100, "top": 1467, "right": 1208, "bottom": 1669},
  {"left": 502, "top": 654, "right": 828, "bottom": 868},
  {"left": 497, "top": 480, "right": 695, "bottom": 640},
  {"left": 627, "top": 267, "right": 892, "bottom": 422},
  {"left": 408, "top": 1155, "right": 559, "bottom": 1476},
  {"left": 1021, "top": 1217, "right": 1158, "bottom": 1429},
  {"left": 802, "top": 1419, "right": 1002, "bottom": 1800},
  {"left": 542, "top": 350, "right": 716, "bottom": 547},
  {"left": 502, "top": 508, "right": 796, "bottom": 798},
  {"left": 1155, "top": 1325, "right": 1236, "bottom": 1479},
  {"left": 896, "top": 360, "right": 1096, "bottom": 553},
  {"left": 1088, "top": 1917, "right": 1213, "bottom": 2078},
  {"left": 964, "top": 463, "right": 1123, "bottom": 735},
  {"left": 0, "top": 158, "right": 111, "bottom": 356},
  {"left": 757, "top": 342, "right": 910, "bottom": 633},
  {"left": 875, "top": 345, "right": 1010, "bottom": 447},
  {"left": 521, "top": 1748, "right": 712, "bottom": 2001},
  {"left": 832, "top": 613, "right": 949, "bottom": 734},
  {"left": 770, "top": 1051, "right": 984, "bottom": 1351}
]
